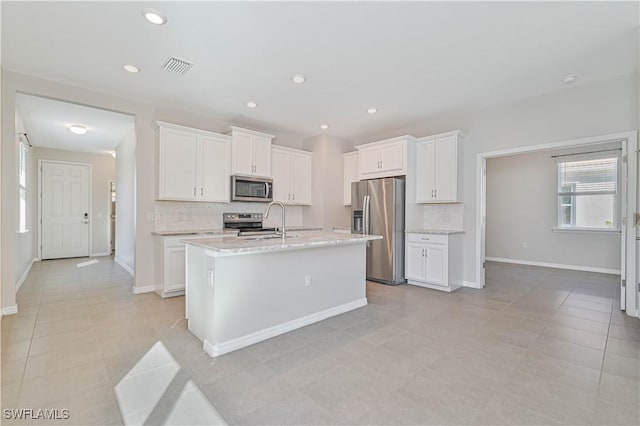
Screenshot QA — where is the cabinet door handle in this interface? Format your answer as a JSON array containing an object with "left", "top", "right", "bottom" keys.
[
  {"left": 425, "top": 249, "right": 428, "bottom": 257},
  {"left": 201, "top": 187, "right": 203, "bottom": 196},
  {"left": 421, "top": 249, "right": 424, "bottom": 257},
  {"left": 435, "top": 189, "right": 437, "bottom": 198},
  {"left": 193, "top": 187, "right": 196, "bottom": 196},
  {"left": 292, "top": 193, "right": 295, "bottom": 201}
]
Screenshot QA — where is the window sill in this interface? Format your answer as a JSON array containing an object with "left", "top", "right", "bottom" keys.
[{"left": 552, "top": 227, "right": 620, "bottom": 235}]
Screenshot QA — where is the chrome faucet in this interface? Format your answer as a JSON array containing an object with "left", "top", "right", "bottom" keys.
[{"left": 264, "top": 201, "right": 286, "bottom": 243}]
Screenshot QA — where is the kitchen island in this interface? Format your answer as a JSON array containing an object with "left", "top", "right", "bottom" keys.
[{"left": 185, "top": 232, "right": 382, "bottom": 357}]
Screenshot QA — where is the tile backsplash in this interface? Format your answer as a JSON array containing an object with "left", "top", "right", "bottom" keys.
[
  {"left": 423, "top": 203, "right": 463, "bottom": 229},
  {"left": 154, "top": 201, "right": 303, "bottom": 231}
]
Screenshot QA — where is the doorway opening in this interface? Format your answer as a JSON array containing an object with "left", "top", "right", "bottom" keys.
[{"left": 476, "top": 131, "right": 638, "bottom": 318}]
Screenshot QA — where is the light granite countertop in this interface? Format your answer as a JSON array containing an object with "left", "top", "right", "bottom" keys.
[
  {"left": 185, "top": 232, "right": 382, "bottom": 256},
  {"left": 151, "top": 229, "right": 238, "bottom": 236},
  {"left": 405, "top": 229, "right": 465, "bottom": 235}
]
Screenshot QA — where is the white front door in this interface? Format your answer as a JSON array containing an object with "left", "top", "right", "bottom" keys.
[{"left": 41, "top": 162, "right": 90, "bottom": 259}]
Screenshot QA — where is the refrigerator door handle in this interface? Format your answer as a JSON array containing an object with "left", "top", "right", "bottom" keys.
[{"left": 363, "top": 195, "right": 368, "bottom": 235}]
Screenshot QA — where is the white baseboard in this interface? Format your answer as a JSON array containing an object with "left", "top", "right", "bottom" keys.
[
  {"left": 91, "top": 251, "right": 111, "bottom": 257},
  {"left": 114, "top": 257, "right": 135, "bottom": 277},
  {"left": 2, "top": 305, "right": 18, "bottom": 316},
  {"left": 16, "top": 258, "right": 37, "bottom": 291},
  {"left": 463, "top": 280, "right": 482, "bottom": 289},
  {"left": 133, "top": 285, "right": 157, "bottom": 295},
  {"left": 203, "top": 297, "right": 368, "bottom": 357},
  {"left": 485, "top": 257, "right": 620, "bottom": 275}
]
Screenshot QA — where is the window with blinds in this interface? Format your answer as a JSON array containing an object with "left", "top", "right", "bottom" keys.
[{"left": 557, "top": 156, "right": 618, "bottom": 230}]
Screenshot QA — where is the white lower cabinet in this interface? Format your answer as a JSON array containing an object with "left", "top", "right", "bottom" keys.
[
  {"left": 405, "top": 232, "right": 463, "bottom": 292},
  {"left": 155, "top": 234, "right": 226, "bottom": 298}
]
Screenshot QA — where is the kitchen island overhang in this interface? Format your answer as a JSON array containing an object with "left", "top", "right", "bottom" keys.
[{"left": 185, "top": 233, "right": 382, "bottom": 357}]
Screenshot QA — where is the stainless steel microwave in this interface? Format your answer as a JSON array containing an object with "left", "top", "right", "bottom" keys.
[{"left": 231, "top": 175, "right": 273, "bottom": 202}]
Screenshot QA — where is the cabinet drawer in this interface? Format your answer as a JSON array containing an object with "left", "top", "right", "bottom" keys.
[{"left": 406, "top": 233, "right": 448, "bottom": 245}]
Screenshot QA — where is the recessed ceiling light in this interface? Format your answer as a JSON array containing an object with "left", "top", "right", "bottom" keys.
[
  {"left": 246, "top": 101, "right": 257, "bottom": 108},
  {"left": 320, "top": 124, "right": 329, "bottom": 130},
  {"left": 291, "top": 74, "right": 306, "bottom": 84},
  {"left": 142, "top": 8, "right": 167, "bottom": 25},
  {"left": 367, "top": 108, "right": 377, "bottom": 114},
  {"left": 123, "top": 64, "right": 140, "bottom": 73},
  {"left": 563, "top": 74, "right": 578, "bottom": 84},
  {"left": 69, "top": 125, "right": 88, "bottom": 135}
]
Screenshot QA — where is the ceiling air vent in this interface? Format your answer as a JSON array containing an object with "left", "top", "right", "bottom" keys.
[{"left": 161, "top": 56, "right": 193, "bottom": 75}]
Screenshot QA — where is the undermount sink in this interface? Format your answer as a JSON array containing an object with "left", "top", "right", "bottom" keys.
[{"left": 239, "top": 232, "right": 302, "bottom": 241}]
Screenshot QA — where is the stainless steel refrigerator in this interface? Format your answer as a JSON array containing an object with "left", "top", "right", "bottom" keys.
[{"left": 351, "top": 177, "right": 405, "bottom": 285}]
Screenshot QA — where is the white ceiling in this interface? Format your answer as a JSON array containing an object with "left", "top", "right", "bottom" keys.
[
  {"left": 3, "top": 1, "right": 638, "bottom": 141},
  {"left": 16, "top": 93, "right": 135, "bottom": 155}
]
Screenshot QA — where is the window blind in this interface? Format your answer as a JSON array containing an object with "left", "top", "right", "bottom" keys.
[{"left": 557, "top": 157, "right": 617, "bottom": 196}]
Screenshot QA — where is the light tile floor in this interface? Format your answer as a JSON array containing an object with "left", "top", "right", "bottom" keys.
[{"left": 2, "top": 258, "right": 639, "bottom": 425}]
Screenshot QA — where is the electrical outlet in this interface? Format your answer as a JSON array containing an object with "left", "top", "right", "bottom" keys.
[
  {"left": 305, "top": 275, "right": 312, "bottom": 287},
  {"left": 522, "top": 242, "right": 528, "bottom": 248}
]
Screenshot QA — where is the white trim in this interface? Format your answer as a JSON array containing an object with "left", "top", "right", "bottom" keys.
[
  {"left": 476, "top": 131, "right": 637, "bottom": 308},
  {"left": 2, "top": 305, "right": 18, "bottom": 316},
  {"left": 355, "top": 134, "right": 413, "bottom": 149},
  {"left": 477, "top": 132, "right": 632, "bottom": 159},
  {"left": 416, "top": 129, "right": 466, "bottom": 143},
  {"left": 202, "top": 298, "right": 368, "bottom": 357},
  {"left": 485, "top": 257, "right": 620, "bottom": 275},
  {"left": 16, "top": 258, "right": 36, "bottom": 291},
  {"left": 90, "top": 251, "right": 111, "bottom": 257},
  {"left": 114, "top": 256, "right": 134, "bottom": 277},
  {"left": 38, "top": 159, "right": 93, "bottom": 259},
  {"left": 463, "top": 280, "right": 482, "bottom": 289},
  {"left": 132, "top": 285, "right": 157, "bottom": 294},
  {"left": 551, "top": 228, "right": 620, "bottom": 234}
]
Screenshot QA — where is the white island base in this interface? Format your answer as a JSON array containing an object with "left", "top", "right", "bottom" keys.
[{"left": 185, "top": 234, "right": 379, "bottom": 357}]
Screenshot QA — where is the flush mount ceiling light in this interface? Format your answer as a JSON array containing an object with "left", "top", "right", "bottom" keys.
[
  {"left": 563, "top": 74, "right": 578, "bottom": 84},
  {"left": 246, "top": 101, "right": 257, "bottom": 108},
  {"left": 142, "top": 8, "right": 167, "bottom": 25},
  {"left": 367, "top": 108, "right": 377, "bottom": 114},
  {"left": 69, "top": 124, "right": 88, "bottom": 135},
  {"left": 320, "top": 124, "right": 329, "bottom": 130},
  {"left": 291, "top": 74, "right": 306, "bottom": 84},
  {"left": 123, "top": 64, "right": 140, "bottom": 73}
]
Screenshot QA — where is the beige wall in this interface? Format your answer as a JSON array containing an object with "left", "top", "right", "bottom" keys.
[
  {"left": 303, "top": 134, "right": 354, "bottom": 230},
  {"left": 486, "top": 143, "right": 621, "bottom": 272},
  {"left": 115, "top": 128, "right": 135, "bottom": 275},
  {"left": 32, "top": 147, "right": 116, "bottom": 256}
]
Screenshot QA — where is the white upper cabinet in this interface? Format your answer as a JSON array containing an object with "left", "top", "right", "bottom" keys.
[
  {"left": 228, "top": 126, "right": 274, "bottom": 178},
  {"left": 158, "top": 122, "right": 231, "bottom": 202},
  {"left": 343, "top": 152, "right": 359, "bottom": 205},
  {"left": 356, "top": 136, "right": 413, "bottom": 180},
  {"left": 271, "top": 146, "right": 312, "bottom": 205},
  {"left": 415, "top": 131, "right": 463, "bottom": 203}
]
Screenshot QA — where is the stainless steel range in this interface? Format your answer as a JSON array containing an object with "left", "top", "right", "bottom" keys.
[{"left": 223, "top": 213, "right": 277, "bottom": 236}]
